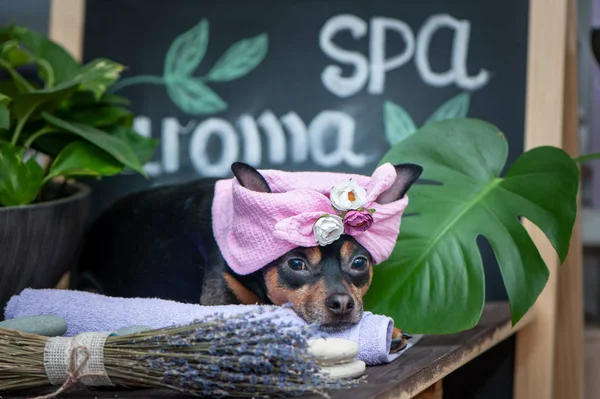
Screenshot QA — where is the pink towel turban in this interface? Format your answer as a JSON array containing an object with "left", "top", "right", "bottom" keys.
[{"left": 211, "top": 162, "right": 420, "bottom": 275}]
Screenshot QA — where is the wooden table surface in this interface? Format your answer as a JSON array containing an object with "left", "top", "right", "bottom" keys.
[{"left": 2, "top": 302, "right": 518, "bottom": 399}]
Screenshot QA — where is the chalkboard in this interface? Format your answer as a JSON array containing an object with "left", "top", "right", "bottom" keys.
[
  {"left": 79, "top": 2, "right": 532, "bottom": 395},
  {"left": 82, "top": 0, "right": 529, "bottom": 301}
]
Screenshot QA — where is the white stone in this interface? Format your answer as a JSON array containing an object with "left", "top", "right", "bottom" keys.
[
  {"left": 320, "top": 359, "right": 366, "bottom": 379},
  {"left": 307, "top": 338, "right": 359, "bottom": 365}
]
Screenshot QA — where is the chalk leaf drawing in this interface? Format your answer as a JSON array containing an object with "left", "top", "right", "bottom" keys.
[
  {"left": 165, "top": 75, "right": 227, "bottom": 114},
  {"left": 111, "top": 19, "right": 268, "bottom": 116},
  {"left": 164, "top": 19, "right": 209, "bottom": 77},
  {"left": 207, "top": 34, "right": 268, "bottom": 82},
  {"left": 383, "top": 92, "right": 472, "bottom": 147},
  {"left": 384, "top": 101, "right": 417, "bottom": 146},
  {"left": 425, "top": 92, "right": 470, "bottom": 125}
]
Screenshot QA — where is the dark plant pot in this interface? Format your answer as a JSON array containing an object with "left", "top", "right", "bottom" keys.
[{"left": 0, "top": 182, "right": 90, "bottom": 319}]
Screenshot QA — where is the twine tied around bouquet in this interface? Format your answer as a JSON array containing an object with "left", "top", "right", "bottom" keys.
[{"left": 34, "top": 332, "right": 114, "bottom": 399}]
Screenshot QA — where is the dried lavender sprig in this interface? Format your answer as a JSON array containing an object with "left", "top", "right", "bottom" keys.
[
  {"left": 111, "top": 313, "right": 352, "bottom": 396},
  {"left": 0, "top": 307, "right": 359, "bottom": 398}
]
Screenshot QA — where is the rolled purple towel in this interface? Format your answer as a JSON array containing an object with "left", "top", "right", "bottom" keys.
[{"left": 4, "top": 288, "right": 420, "bottom": 365}]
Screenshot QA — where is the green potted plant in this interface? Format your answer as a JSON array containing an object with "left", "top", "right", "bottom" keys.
[{"left": 0, "top": 25, "right": 157, "bottom": 316}]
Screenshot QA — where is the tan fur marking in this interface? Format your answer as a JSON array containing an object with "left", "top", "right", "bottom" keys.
[
  {"left": 358, "top": 266, "right": 374, "bottom": 298},
  {"left": 264, "top": 267, "right": 291, "bottom": 305},
  {"left": 302, "top": 279, "right": 328, "bottom": 322},
  {"left": 392, "top": 326, "right": 403, "bottom": 340},
  {"left": 264, "top": 267, "right": 329, "bottom": 323},
  {"left": 390, "top": 326, "right": 410, "bottom": 353},
  {"left": 342, "top": 264, "right": 373, "bottom": 312},
  {"left": 264, "top": 267, "right": 313, "bottom": 306},
  {"left": 340, "top": 241, "right": 356, "bottom": 264},
  {"left": 304, "top": 247, "right": 322, "bottom": 266},
  {"left": 304, "top": 279, "right": 328, "bottom": 309},
  {"left": 222, "top": 273, "right": 262, "bottom": 305}
]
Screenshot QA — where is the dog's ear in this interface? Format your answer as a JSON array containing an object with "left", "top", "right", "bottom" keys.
[
  {"left": 376, "top": 163, "right": 423, "bottom": 204},
  {"left": 231, "top": 162, "right": 272, "bottom": 193}
]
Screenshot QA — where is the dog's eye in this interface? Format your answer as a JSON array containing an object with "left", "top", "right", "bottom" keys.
[
  {"left": 287, "top": 259, "right": 306, "bottom": 271},
  {"left": 351, "top": 257, "right": 369, "bottom": 271}
]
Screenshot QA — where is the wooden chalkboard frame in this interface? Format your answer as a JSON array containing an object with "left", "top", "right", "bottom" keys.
[{"left": 47, "top": 0, "right": 584, "bottom": 398}]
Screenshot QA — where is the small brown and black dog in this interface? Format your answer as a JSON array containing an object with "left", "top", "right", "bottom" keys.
[{"left": 73, "top": 162, "right": 422, "bottom": 352}]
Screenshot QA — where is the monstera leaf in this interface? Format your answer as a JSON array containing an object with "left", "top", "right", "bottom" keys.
[{"left": 364, "top": 118, "right": 579, "bottom": 334}]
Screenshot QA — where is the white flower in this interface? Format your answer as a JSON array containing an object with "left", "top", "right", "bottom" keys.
[
  {"left": 330, "top": 179, "right": 367, "bottom": 211},
  {"left": 313, "top": 214, "right": 344, "bottom": 246}
]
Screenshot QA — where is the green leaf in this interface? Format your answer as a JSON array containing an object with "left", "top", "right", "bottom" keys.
[
  {"left": 0, "top": 24, "right": 15, "bottom": 43},
  {"left": 0, "top": 107, "right": 9, "bottom": 130},
  {"left": 0, "top": 82, "right": 19, "bottom": 98},
  {"left": 109, "top": 125, "right": 158, "bottom": 166},
  {"left": 99, "top": 93, "right": 131, "bottom": 107},
  {"left": 11, "top": 82, "right": 78, "bottom": 120},
  {"left": 164, "top": 19, "right": 208, "bottom": 77},
  {"left": 0, "top": 58, "right": 34, "bottom": 92},
  {"left": 72, "top": 58, "right": 124, "bottom": 100},
  {"left": 9, "top": 59, "right": 123, "bottom": 122},
  {"left": 425, "top": 92, "right": 470, "bottom": 124},
  {"left": 0, "top": 40, "right": 57, "bottom": 88},
  {"left": 68, "top": 91, "right": 132, "bottom": 108},
  {"left": 0, "top": 40, "right": 31, "bottom": 67},
  {"left": 573, "top": 151, "right": 600, "bottom": 163},
  {"left": 12, "top": 26, "right": 80, "bottom": 84},
  {"left": 0, "top": 93, "right": 10, "bottom": 107},
  {"left": 165, "top": 76, "right": 227, "bottom": 115},
  {"left": 31, "top": 132, "right": 74, "bottom": 157},
  {"left": 62, "top": 106, "right": 133, "bottom": 127},
  {"left": 42, "top": 113, "right": 146, "bottom": 176},
  {"left": 0, "top": 141, "right": 43, "bottom": 206},
  {"left": 384, "top": 101, "right": 417, "bottom": 146},
  {"left": 206, "top": 33, "right": 268, "bottom": 82},
  {"left": 0, "top": 93, "right": 10, "bottom": 130},
  {"left": 45, "top": 141, "right": 123, "bottom": 182},
  {"left": 364, "top": 118, "right": 579, "bottom": 334}
]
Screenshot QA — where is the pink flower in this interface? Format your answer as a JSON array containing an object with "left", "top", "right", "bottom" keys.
[{"left": 343, "top": 210, "right": 374, "bottom": 234}]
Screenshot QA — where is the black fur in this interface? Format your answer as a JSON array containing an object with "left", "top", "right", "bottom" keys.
[
  {"left": 73, "top": 177, "right": 246, "bottom": 304},
  {"left": 376, "top": 163, "right": 423, "bottom": 204}
]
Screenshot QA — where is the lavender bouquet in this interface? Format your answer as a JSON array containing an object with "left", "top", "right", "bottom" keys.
[{"left": 0, "top": 309, "right": 361, "bottom": 398}]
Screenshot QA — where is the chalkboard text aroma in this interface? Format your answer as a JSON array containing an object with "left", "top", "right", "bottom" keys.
[{"left": 135, "top": 110, "right": 372, "bottom": 177}]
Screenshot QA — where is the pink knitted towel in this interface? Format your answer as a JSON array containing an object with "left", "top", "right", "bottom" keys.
[{"left": 212, "top": 163, "right": 409, "bottom": 275}]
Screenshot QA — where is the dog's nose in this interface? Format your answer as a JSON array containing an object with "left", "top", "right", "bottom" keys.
[{"left": 326, "top": 294, "right": 354, "bottom": 315}]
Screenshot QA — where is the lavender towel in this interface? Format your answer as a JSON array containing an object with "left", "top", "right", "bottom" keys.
[{"left": 4, "top": 288, "right": 421, "bottom": 365}]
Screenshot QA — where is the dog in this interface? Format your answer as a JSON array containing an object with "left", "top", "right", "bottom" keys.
[{"left": 73, "top": 162, "right": 422, "bottom": 352}]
